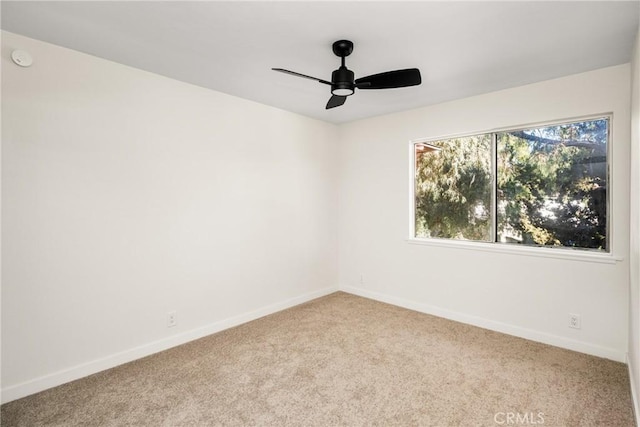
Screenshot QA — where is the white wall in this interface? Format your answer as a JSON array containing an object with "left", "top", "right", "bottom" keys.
[
  {"left": 338, "top": 65, "right": 631, "bottom": 362},
  {"left": 629, "top": 20, "right": 640, "bottom": 421},
  {"left": 1, "top": 31, "right": 339, "bottom": 402}
]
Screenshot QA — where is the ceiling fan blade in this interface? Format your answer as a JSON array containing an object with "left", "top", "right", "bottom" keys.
[
  {"left": 272, "top": 68, "right": 331, "bottom": 85},
  {"left": 355, "top": 68, "right": 421, "bottom": 89},
  {"left": 326, "top": 95, "right": 347, "bottom": 109}
]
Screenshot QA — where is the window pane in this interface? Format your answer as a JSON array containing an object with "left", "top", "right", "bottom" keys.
[
  {"left": 496, "top": 118, "right": 608, "bottom": 251},
  {"left": 414, "top": 135, "right": 492, "bottom": 242}
]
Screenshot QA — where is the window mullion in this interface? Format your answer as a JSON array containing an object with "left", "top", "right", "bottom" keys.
[{"left": 491, "top": 133, "right": 498, "bottom": 243}]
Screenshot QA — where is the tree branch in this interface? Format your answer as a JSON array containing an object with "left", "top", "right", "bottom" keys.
[{"left": 508, "top": 131, "right": 605, "bottom": 152}]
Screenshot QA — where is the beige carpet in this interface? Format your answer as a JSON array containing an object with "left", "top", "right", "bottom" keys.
[{"left": 1, "top": 292, "right": 635, "bottom": 426}]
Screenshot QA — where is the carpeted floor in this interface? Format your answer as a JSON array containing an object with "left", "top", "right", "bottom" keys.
[{"left": 1, "top": 292, "right": 635, "bottom": 426}]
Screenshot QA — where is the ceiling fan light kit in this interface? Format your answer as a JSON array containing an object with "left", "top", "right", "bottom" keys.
[{"left": 273, "top": 39, "right": 421, "bottom": 110}]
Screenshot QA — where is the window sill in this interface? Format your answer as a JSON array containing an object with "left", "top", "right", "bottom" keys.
[{"left": 406, "top": 238, "right": 623, "bottom": 264}]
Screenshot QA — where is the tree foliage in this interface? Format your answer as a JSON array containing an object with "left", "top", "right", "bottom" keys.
[
  {"left": 415, "top": 135, "right": 492, "bottom": 241},
  {"left": 415, "top": 119, "right": 608, "bottom": 250}
]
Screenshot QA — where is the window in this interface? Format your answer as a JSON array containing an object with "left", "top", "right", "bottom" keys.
[{"left": 413, "top": 117, "right": 609, "bottom": 252}]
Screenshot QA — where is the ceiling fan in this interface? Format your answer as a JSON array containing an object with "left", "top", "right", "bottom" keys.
[{"left": 272, "top": 40, "right": 422, "bottom": 110}]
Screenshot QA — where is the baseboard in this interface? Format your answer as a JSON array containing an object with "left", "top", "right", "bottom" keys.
[
  {"left": 341, "top": 285, "right": 625, "bottom": 362},
  {"left": 1, "top": 285, "right": 339, "bottom": 404},
  {"left": 628, "top": 353, "right": 640, "bottom": 427}
]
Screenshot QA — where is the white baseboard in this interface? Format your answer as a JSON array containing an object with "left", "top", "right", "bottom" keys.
[
  {"left": 628, "top": 353, "right": 640, "bottom": 427},
  {"left": 341, "top": 285, "right": 625, "bottom": 363},
  {"left": 1, "top": 285, "right": 338, "bottom": 404}
]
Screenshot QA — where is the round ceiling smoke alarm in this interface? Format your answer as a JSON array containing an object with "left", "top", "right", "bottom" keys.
[{"left": 11, "top": 50, "right": 33, "bottom": 67}]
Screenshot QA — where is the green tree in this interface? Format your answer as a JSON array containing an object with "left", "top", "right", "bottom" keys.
[
  {"left": 497, "top": 120, "right": 607, "bottom": 249},
  {"left": 415, "top": 119, "right": 608, "bottom": 250},
  {"left": 415, "top": 135, "right": 492, "bottom": 241}
]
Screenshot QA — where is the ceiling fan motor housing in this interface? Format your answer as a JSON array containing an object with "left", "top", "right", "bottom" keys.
[{"left": 331, "top": 66, "right": 355, "bottom": 96}]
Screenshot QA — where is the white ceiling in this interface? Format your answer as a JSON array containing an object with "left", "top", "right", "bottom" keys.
[{"left": 2, "top": 1, "right": 639, "bottom": 124}]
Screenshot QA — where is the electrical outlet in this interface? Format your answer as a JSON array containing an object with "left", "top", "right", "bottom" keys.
[
  {"left": 569, "top": 313, "right": 581, "bottom": 329},
  {"left": 167, "top": 311, "right": 177, "bottom": 328},
  {"left": 359, "top": 274, "right": 364, "bottom": 284}
]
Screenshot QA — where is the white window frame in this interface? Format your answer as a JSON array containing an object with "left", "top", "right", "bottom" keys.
[{"left": 408, "top": 114, "right": 622, "bottom": 264}]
